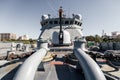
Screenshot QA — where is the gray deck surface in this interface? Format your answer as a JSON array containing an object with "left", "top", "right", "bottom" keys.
[
  {"left": 0, "top": 53, "right": 85, "bottom": 80},
  {"left": 35, "top": 63, "right": 84, "bottom": 80},
  {"left": 0, "top": 59, "right": 23, "bottom": 80},
  {"left": 34, "top": 54, "right": 85, "bottom": 80},
  {"left": 0, "top": 52, "right": 120, "bottom": 80}
]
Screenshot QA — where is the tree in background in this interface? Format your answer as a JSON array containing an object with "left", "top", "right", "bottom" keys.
[
  {"left": 112, "top": 35, "right": 120, "bottom": 42},
  {"left": 29, "top": 38, "right": 37, "bottom": 44},
  {"left": 85, "top": 35, "right": 95, "bottom": 41},
  {"left": 94, "top": 35, "right": 102, "bottom": 43}
]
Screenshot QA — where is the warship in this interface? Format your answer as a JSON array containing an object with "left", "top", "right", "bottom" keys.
[{"left": 0, "top": 7, "right": 120, "bottom": 80}]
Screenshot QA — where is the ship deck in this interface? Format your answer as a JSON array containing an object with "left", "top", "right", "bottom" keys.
[
  {"left": 0, "top": 51, "right": 120, "bottom": 80},
  {"left": 0, "top": 51, "right": 85, "bottom": 80},
  {"left": 35, "top": 53, "right": 84, "bottom": 80}
]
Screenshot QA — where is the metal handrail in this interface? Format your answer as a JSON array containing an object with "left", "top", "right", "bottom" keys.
[
  {"left": 74, "top": 48, "right": 106, "bottom": 80},
  {"left": 13, "top": 48, "right": 47, "bottom": 80}
]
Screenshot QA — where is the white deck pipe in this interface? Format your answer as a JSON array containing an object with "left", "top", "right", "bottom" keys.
[
  {"left": 74, "top": 48, "right": 106, "bottom": 80},
  {"left": 13, "top": 48, "right": 47, "bottom": 80},
  {"left": 74, "top": 39, "right": 106, "bottom": 80}
]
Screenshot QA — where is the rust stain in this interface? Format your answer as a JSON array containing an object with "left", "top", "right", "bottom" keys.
[{"left": 50, "top": 61, "right": 66, "bottom": 65}]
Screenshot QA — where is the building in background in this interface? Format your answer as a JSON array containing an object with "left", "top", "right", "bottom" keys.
[
  {"left": 18, "top": 35, "right": 29, "bottom": 40},
  {"left": 0, "top": 35, "right": 1, "bottom": 41},
  {"left": 111, "top": 31, "right": 120, "bottom": 38},
  {"left": 0, "top": 33, "right": 16, "bottom": 41}
]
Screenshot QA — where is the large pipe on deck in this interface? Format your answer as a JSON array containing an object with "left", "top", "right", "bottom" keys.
[
  {"left": 13, "top": 48, "right": 47, "bottom": 80},
  {"left": 74, "top": 48, "right": 106, "bottom": 80}
]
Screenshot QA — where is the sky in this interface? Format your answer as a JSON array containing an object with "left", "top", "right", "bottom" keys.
[{"left": 0, "top": 0, "right": 120, "bottom": 39}]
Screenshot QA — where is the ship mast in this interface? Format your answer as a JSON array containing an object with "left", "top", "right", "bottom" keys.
[{"left": 59, "top": 6, "right": 63, "bottom": 45}]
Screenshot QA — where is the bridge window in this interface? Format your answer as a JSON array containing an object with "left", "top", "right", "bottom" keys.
[
  {"left": 65, "top": 21, "right": 69, "bottom": 24},
  {"left": 41, "top": 23, "right": 44, "bottom": 26},
  {"left": 42, "top": 21, "right": 48, "bottom": 26},
  {"left": 44, "top": 22, "right": 46, "bottom": 26},
  {"left": 80, "top": 23, "right": 82, "bottom": 26},
  {"left": 46, "top": 21, "right": 48, "bottom": 24},
  {"left": 54, "top": 21, "right": 58, "bottom": 24},
  {"left": 49, "top": 21, "right": 53, "bottom": 24},
  {"left": 70, "top": 21, "right": 73, "bottom": 24},
  {"left": 75, "top": 21, "right": 78, "bottom": 24}
]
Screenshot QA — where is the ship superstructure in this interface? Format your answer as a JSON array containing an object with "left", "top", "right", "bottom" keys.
[{"left": 38, "top": 7, "right": 83, "bottom": 46}]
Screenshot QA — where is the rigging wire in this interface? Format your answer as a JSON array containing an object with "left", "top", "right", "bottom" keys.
[
  {"left": 45, "top": 0, "right": 57, "bottom": 17},
  {"left": 45, "top": 0, "right": 64, "bottom": 17}
]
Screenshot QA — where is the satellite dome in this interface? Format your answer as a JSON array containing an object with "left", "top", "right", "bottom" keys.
[
  {"left": 63, "top": 30, "right": 71, "bottom": 44},
  {"left": 74, "top": 14, "right": 82, "bottom": 20},
  {"left": 42, "top": 15, "right": 49, "bottom": 20}
]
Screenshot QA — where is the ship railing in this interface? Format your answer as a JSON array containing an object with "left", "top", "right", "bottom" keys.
[{"left": 13, "top": 48, "right": 48, "bottom": 80}]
